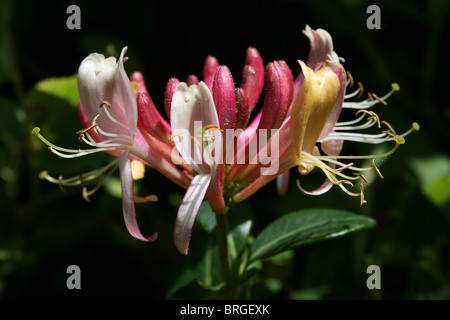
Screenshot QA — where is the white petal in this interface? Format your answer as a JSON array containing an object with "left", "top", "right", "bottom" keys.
[
  {"left": 77, "top": 47, "right": 136, "bottom": 146},
  {"left": 119, "top": 151, "right": 158, "bottom": 242},
  {"left": 173, "top": 174, "right": 211, "bottom": 254}
]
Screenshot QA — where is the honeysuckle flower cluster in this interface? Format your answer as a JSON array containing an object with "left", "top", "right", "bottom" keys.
[{"left": 33, "top": 25, "right": 419, "bottom": 254}]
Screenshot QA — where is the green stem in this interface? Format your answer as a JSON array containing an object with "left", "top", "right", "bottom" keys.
[{"left": 215, "top": 212, "right": 236, "bottom": 291}]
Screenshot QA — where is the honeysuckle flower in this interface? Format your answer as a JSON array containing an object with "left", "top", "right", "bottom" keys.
[
  {"left": 225, "top": 25, "right": 419, "bottom": 205},
  {"left": 170, "top": 81, "right": 223, "bottom": 254},
  {"left": 33, "top": 47, "right": 190, "bottom": 243}
]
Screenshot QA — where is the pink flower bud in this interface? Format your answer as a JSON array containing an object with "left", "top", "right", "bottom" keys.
[
  {"left": 186, "top": 74, "right": 199, "bottom": 86},
  {"left": 137, "top": 92, "right": 172, "bottom": 142},
  {"left": 234, "top": 88, "right": 250, "bottom": 130},
  {"left": 164, "top": 78, "right": 179, "bottom": 121},
  {"left": 240, "top": 47, "right": 264, "bottom": 113},
  {"left": 257, "top": 61, "right": 294, "bottom": 131},
  {"left": 130, "top": 71, "right": 148, "bottom": 95},
  {"left": 212, "top": 66, "right": 236, "bottom": 131},
  {"left": 202, "top": 55, "right": 219, "bottom": 90}
]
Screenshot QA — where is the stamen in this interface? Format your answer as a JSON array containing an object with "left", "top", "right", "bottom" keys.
[
  {"left": 367, "top": 92, "right": 374, "bottom": 101},
  {"left": 170, "top": 131, "right": 184, "bottom": 140},
  {"left": 357, "top": 82, "right": 364, "bottom": 99},
  {"left": 204, "top": 124, "right": 223, "bottom": 132},
  {"left": 58, "top": 175, "right": 66, "bottom": 192},
  {"left": 99, "top": 100, "right": 111, "bottom": 108},
  {"left": 347, "top": 71, "right": 354, "bottom": 88},
  {"left": 191, "top": 136, "right": 202, "bottom": 146},
  {"left": 198, "top": 134, "right": 216, "bottom": 140},
  {"left": 372, "top": 159, "right": 383, "bottom": 179},
  {"left": 356, "top": 109, "right": 381, "bottom": 128},
  {"left": 76, "top": 114, "right": 100, "bottom": 141},
  {"left": 372, "top": 93, "right": 388, "bottom": 106},
  {"left": 339, "top": 57, "right": 346, "bottom": 63},
  {"left": 134, "top": 194, "right": 158, "bottom": 203},
  {"left": 354, "top": 172, "right": 370, "bottom": 184},
  {"left": 360, "top": 183, "right": 367, "bottom": 206},
  {"left": 82, "top": 187, "right": 92, "bottom": 203},
  {"left": 335, "top": 162, "right": 354, "bottom": 172}
]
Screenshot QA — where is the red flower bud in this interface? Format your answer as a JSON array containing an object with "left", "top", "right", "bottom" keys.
[
  {"left": 202, "top": 55, "right": 219, "bottom": 90},
  {"left": 137, "top": 92, "right": 172, "bottom": 142},
  {"left": 240, "top": 47, "right": 265, "bottom": 113},
  {"left": 257, "top": 61, "right": 294, "bottom": 131},
  {"left": 212, "top": 66, "right": 236, "bottom": 131},
  {"left": 164, "top": 77, "right": 179, "bottom": 121}
]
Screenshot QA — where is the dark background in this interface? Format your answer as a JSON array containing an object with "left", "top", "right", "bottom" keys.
[{"left": 1, "top": 0, "right": 449, "bottom": 299}]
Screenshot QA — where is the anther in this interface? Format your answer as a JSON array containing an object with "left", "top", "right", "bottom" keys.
[
  {"left": 360, "top": 183, "right": 367, "bottom": 206},
  {"left": 356, "top": 109, "right": 381, "bottom": 128},
  {"left": 134, "top": 194, "right": 158, "bottom": 204},
  {"left": 372, "top": 159, "right": 383, "bottom": 179},
  {"left": 191, "top": 136, "right": 202, "bottom": 146},
  {"left": 372, "top": 93, "right": 388, "bottom": 106},
  {"left": 367, "top": 92, "right": 374, "bottom": 101},
  {"left": 198, "top": 134, "right": 216, "bottom": 140},
  {"left": 99, "top": 100, "right": 111, "bottom": 109},
  {"left": 76, "top": 114, "right": 100, "bottom": 141},
  {"left": 339, "top": 57, "right": 346, "bottom": 63},
  {"left": 354, "top": 172, "right": 370, "bottom": 184},
  {"left": 357, "top": 82, "right": 364, "bottom": 99},
  {"left": 204, "top": 124, "right": 223, "bottom": 132},
  {"left": 381, "top": 120, "right": 396, "bottom": 136},
  {"left": 335, "top": 162, "right": 354, "bottom": 172},
  {"left": 347, "top": 71, "right": 354, "bottom": 88},
  {"left": 170, "top": 131, "right": 185, "bottom": 140},
  {"left": 82, "top": 187, "right": 92, "bottom": 203},
  {"left": 58, "top": 175, "right": 66, "bottom": 192}
]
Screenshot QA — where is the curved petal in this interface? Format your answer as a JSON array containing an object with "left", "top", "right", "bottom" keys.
[
  {"left": 174, "top": 174, "right": 212, "bottom": 254},
  {"left": 276, "top": 170, "right": 290, "bottom": 196},
  {"left": 296, "top": 177, "right": 333, "bottom": 195},
  {"left": 78, "top": 47, "right": 137, "bottom": 145},
  {"left": 318, "top": 62, "right": 347, "bottom": 141},
  {"left": 119, "top": 151, "right": 158, "bottom": 242}
]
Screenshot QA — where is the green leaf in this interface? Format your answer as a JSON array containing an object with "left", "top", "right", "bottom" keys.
[
  {"left": 249, "top": 208, "right": 376, "bottom": 262},
  {"left": 28, "top": 74, "right": 79, "bottom": 108},
  {"left": 196, "top": 201, "right": 216, "bottom": 233}
]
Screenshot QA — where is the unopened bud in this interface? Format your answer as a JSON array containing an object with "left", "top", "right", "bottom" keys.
[
  {"left": 186, "top": 75, "right": 199, "bottom": 86},
  {"left": 240, "top": 47, "right": 265, "bottom": 113},
  {"left": 202, "top": 55, "right": 219, "bottom": 90},
  {"left": 164, "top": 78, "right": 180, "bottom": 121},
  {"left": 257, "top": 61, "right": 294, "bottom": 131},
  {"left": 235, "top": 88, "right": 250, "bottom": 130},
  {"left": 212, "top": 66, "right": 236, "bottom": 131},
  {"left": 137, "top": 92, "right": 172, "bottom": 142}
]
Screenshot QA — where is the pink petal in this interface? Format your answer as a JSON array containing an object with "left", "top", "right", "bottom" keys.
[
  {"left": 240, "top": 47, "right": 265, "bottom": 113},
  {"left": 212, "top": 66, "right": 236, "bottom": 131},
  {"left": 164, "top": 78, "right": 180, "bottom": 121},
  {"left": 202, "top": 55, "right": 219, "bottom": 90},
  {"left": 119, "top": 151, "right": 158, "bottom": 242},
  {"left": 174, "top": 174, "right": 212, "bottom": 254}
]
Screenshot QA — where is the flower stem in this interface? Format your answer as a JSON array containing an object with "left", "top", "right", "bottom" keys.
[{"left": 215, "top": 211, "right": 236, "bottom": 291}]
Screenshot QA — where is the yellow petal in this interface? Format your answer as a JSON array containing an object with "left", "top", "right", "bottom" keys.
[{"left": 290, "top": 60, "right": 340, "bottom": 162}]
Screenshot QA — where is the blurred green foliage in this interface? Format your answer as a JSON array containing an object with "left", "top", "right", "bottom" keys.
[{"left": 0, "top": 0, "right": 449, "bottom": 299}]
